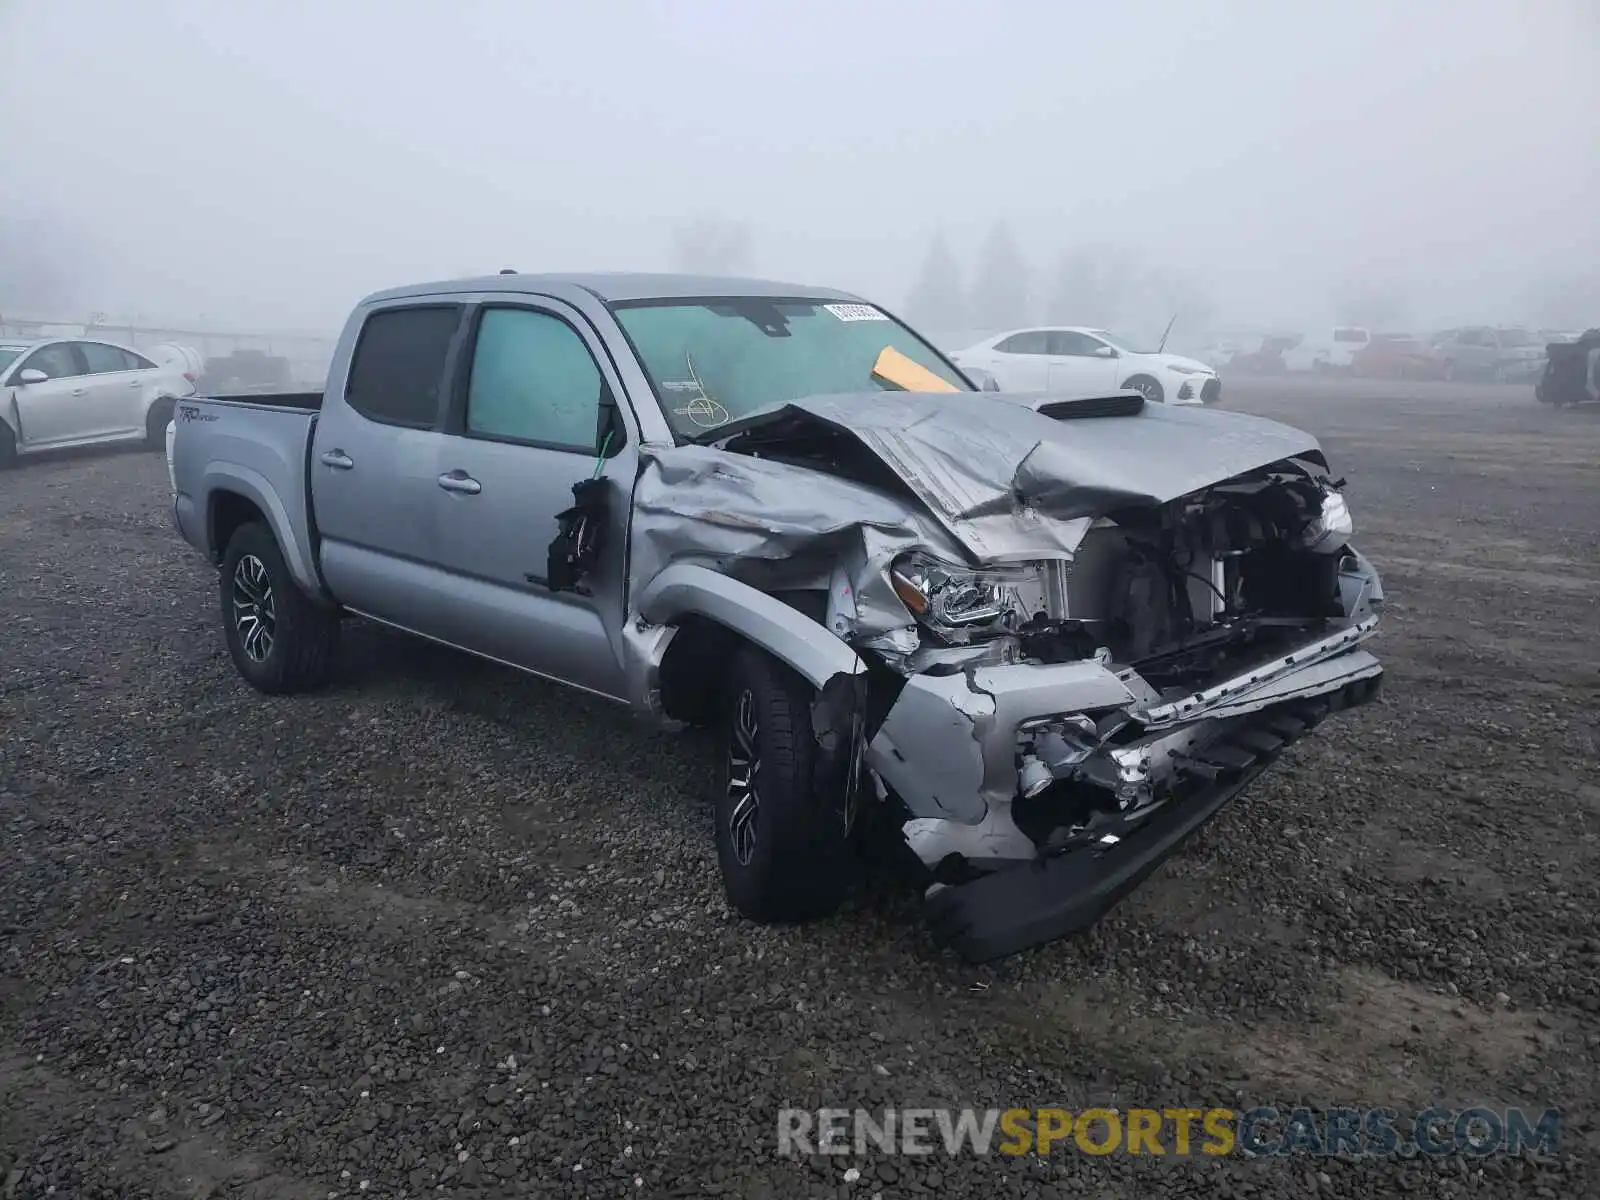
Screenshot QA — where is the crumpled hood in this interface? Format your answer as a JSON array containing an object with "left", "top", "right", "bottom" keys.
[{"left": 716, "top": 390, "right": 1326, "bottom": 561}]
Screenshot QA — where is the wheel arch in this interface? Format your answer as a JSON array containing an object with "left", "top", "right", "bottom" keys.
[
  {"left": 201, "top": 466, "right": 323, "bottom": 597},
  {"left": 639, "top": 563, "right": 863, "bottom": 722}
]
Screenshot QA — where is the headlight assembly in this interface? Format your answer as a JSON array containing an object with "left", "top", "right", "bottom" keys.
[
  {"left": 1300, "top": 488, "right": 1354, "bottom": 552},
  {"left": 889, "top": 552, "right": 1037, "bottom": 639}
]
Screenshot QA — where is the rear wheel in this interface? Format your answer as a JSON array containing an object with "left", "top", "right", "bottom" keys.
[
  {"left": 714, "top": 645, "right": 854, "bottom": 923},
  {"left": 145, "top": 397, "right": 175, "bottom": 450},
  {"left": 219, "top": 521, "right": 339, "bottom": 694}
]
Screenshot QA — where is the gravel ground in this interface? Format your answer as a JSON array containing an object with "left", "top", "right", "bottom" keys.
[{"left": 2, "top": 379, "right": 1598, "bottom": 1198}]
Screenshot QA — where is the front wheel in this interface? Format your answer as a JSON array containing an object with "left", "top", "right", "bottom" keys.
[
  {"left": 219, "top": 521, "right": 339, "bottom": 694},
  {"left": 714, "top": 646, "right": 854, "bottom": 923},
  {"left": 1122, "top": 375, "right": 1164, "bottom": 405}
]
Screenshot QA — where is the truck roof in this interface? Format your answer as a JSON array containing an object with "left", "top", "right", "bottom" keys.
[{"left": 362, "top": 271, "right": 864, "bottom": 306}]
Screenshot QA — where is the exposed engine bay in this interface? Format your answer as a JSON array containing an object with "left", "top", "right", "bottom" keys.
[{"left": 854, "top": 457, "right": 1382, "bottom": 883}]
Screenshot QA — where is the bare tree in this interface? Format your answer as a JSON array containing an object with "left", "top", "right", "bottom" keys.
[
  {"left": 1045, "top": 247, "right": 1133, "bottom": 327},
  {"left": 904, "top": 230, "right": 967, "bottom": 333},
  {"left": 671, "top": 216, "right": 753, "bottom": 276},
  {"left": 1140, "top": 267, "right": 1219, "bottom": 342},
  {"left": 969, "top": 220, "right": 1031, "bottom": 331}
]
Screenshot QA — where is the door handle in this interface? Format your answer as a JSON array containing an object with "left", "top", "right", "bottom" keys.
[
  {"left": 438, "top": 470, "right": 481, "bottom": 495},
  {"left": 320, "top": 449, "right": 354, "bottom": 470},
  {"left": 71, "top": 388, "right": 86, "bottom": 397},
  {"left": 128, "top": 379, "right": 143, "bottom": 387}
]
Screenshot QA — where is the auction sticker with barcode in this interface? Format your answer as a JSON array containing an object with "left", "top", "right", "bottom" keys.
[{"left": 824, "top": 303, "right": 889, "bottom": 322}]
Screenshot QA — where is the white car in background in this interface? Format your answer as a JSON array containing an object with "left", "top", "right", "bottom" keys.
[
  {"left": 0, "top": 337, "right": 196, "bottom": 467},
  {"left": 950, "top": 326, "right": 1222, "bottom": 405},
  {"left": 1281, "top": 326, "right": 1371, "bottom": 373}
]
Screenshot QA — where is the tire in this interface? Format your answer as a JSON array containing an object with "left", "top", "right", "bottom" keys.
[
  {"left": 145, "top": 396, "right": 176, "bottom": 450},
  {"left": 1122, "top": 375, "right": 1164, "bottom": 404},
  {"left": 0, "top": 421, "right": 15, "bottom": 469},
  {"left": 714, "top": 645, "right": 853, "bottom": 923},
  {"left": 219, "top": 521, "right": 339, "bottom": 694}
]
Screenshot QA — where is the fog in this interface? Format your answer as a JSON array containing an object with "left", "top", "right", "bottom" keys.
[{"left": 3, "top": 0, "right": 1597, "bottom": 340}]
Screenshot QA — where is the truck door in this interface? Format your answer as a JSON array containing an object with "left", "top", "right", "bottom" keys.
[
  {"left": 310, "top": 302, "right": 468, "bottom": 633},
  {"left": 426, "top": 298, "right": 635, "bottom": 700}
]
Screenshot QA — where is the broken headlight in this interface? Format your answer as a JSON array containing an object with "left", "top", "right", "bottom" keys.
[
  {"left": 1299, "top": 487, "right": 1354, "bottom": 553},
  {"left": 889, "top": 552, "right": 1036, "bottom": 639}
]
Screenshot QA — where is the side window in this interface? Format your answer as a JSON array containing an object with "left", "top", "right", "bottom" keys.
[
  {"left": 994, "top": 330, "right": 1050, "bottom": 355},
  {"left": 345, "top": 305, "right": 463, "bottom": 428},
  {"left": 464, "top": 308, "right": 604, "bottom": 451},
  {"left": 1047, "top": 331, "right": 1103, "bottom": 357},
  {"left": 80, "top": 342, "right": 138, "bottom": 373},
  {"left": 18, "top": 343, "right": 83, "bottom": 380},
  {"left": 126, "top": 349, "right": 156, "bottom": 370}
]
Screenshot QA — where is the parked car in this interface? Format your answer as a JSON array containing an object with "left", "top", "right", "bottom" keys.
[
  {"left": 1281, "top": 327, "right": 1372, "bottom": 373},
  {"left": 1228, "top": 335, "right": 1301, "bottom": 375},
  {"left": 949, "top": 326, "right": 1221, "bottom": 405},
  {"left": 168, "top": 272, "right": 1384, "bottom": 962},
  {"left": 1430, "top": 327, "right": 1547, "bottom": 382},
  {"left": 1, "top": 336, "right": 196, "bottom": 466},
  {"left": 1350, "top": 334, "right": 1444, "bottom": 380}
]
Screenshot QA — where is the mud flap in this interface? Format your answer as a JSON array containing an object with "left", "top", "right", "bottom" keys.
[{"left": 546, "top": 477, "right": 612, "bottom": 593}]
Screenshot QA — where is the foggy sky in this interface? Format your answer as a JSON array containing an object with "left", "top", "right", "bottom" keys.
[{"left": 3, "top": 0, "right": 1597, "bottom": 335}]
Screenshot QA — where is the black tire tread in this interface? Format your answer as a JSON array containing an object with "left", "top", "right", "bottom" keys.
[
  {"left": 716, "top": 646, "right": 851, "bottom": 924},
  {"left": 221, "top": 522, "right": 338, "bottom": 695},
  {"left": 145, "top": 397, "right": 176, "bottom": 450}
]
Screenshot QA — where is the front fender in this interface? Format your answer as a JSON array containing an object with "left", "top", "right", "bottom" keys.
[
  {"left": 199, "top": 462, "right": 322, "bottom": 597},
  {"left": 636, "top": 562, "right": 863, "bottom": 690}
]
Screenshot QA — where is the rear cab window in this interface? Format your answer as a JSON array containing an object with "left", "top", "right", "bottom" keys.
[{"left": 344, "top": 305, "right": 465, "bottom": 428}]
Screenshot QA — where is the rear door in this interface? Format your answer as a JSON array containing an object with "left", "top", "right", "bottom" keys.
[
  {"left": 310, "top": 303, "right": 468, "bottom": 633},
  {"left": 426, "top": 298, "right": 636, "bottom": 699},
  {"left": 1045, "top": 330, "right": 1121, "bottom": 391},
  {"left": 78, "top": 341, "right": 151, "bottom": 435},
  {"left": 985, "top": 330, "right": 1053, "bottom": 389},
  {"left": 8, "top": 342, "right": 93, "bottom": 447}
]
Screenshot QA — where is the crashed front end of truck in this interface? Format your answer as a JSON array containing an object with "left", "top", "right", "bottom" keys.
[{"left": 624, "top": 389, "right": 1383, "bottom": 962}]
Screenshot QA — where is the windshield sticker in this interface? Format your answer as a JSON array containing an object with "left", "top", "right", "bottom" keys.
[
  {"left": 824, "top": 303, "right": 890, "bottom": 323},
  {"left": 672, "top": 396, "right": 732, "bottom": 428},
  {"left": 660, "top": 380, "right": 704, "bottom": 393},
  {"left": 872, "top": 345, "right": 960, "bottom": 393}
]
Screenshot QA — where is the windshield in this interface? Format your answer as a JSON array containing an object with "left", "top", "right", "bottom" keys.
[
  {"left": 1088, "top": 329, "right": 1155, "bottom": 355},
  {"left": 613, "top": 298, "right": 971, "bottom": 439},
  {"left": 0, "top": 347, "right": 25, "bottom": 374}
]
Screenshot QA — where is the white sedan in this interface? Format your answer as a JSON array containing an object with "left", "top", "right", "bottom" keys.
[
  {"left": 0, "top": 337, "right": 196, "bottom": 466},
  {"left": 950, "top": 326, "right": 1221, "bottom": 406}
]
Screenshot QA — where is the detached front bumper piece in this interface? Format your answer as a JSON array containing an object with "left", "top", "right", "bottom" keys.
[{"left": 924, "top": 670, "right": 1381, "bottom": 962}]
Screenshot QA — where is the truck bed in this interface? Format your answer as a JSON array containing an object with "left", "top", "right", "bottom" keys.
[
  {"left": 192, "top": 390, "right": 324, "bottom": 411},
  {"left": 170, "top": 394, "right": 323, "bottom": 594}
]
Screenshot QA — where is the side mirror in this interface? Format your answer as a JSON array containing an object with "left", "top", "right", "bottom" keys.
[
  {"left": 1093, "top": 345, "right": 1118, "bottom": 359},
  {"left": 16, "top": 368, "right": 48, "bottom": 385}
]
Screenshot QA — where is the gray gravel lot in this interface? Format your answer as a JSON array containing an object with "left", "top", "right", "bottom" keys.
[{"left": 2, "top": 379, "right": 1598, "bottom": 1198}]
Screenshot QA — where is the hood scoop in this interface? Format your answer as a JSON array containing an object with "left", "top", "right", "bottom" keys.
[{"left": 1030, "top": 392, "right": 1145, "bottom": 420}]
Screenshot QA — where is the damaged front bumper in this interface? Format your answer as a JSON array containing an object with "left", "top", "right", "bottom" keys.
[{"left": 865, "top": 609, "right": 1384, "bottom": 962}]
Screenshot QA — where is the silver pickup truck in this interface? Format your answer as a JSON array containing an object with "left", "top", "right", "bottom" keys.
[{"left": 170, "top": 272, "right": 1384, "bottom": 961}]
